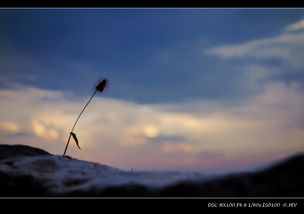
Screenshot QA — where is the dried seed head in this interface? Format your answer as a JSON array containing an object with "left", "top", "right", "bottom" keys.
[{"left": 96, "top": 79, "right": 108, "bottom": 92}]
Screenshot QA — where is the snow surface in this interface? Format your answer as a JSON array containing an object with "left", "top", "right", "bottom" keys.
[{"left": 0, "top": 155, "right": 214, "bottom": 194}]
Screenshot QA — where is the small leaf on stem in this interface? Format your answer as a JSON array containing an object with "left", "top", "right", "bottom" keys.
[{"left": 70, "top": 132, "right": 81, "bottom": 150}]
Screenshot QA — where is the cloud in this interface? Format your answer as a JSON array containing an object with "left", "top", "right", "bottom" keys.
[
  {"left": 202, "top": 17, "right": 304, "bottom": 100},
  {"left": 204, "top": 18, "right": 304, "bottom": 70},
  {"left": 0, "top": 83, "right": 303, "bottom": 171},
  {"left": 0, "top": 121, "right": 20, "bottom": 134},
  {"left": 31, "top": 120, "right": 60, "bottom": 141},
  {"left": 142, "top": 124, "right": 159, "bottom": 138},
  {"left": 204, "top": 32, "right": 304, "bottom": 60},
  {"left": 162, "top": 142, "right": 193, "bottom": 154},
  {"left": 285, "top": 19, "right": 304, "bottom": 32}
]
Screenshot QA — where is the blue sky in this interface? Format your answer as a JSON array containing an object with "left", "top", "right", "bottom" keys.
[
  {"left": 1, "top": 9, "right": 304, "bottom": 171},
  {"left": 1, "top": 9, "right": 303, "bottom": 103}
]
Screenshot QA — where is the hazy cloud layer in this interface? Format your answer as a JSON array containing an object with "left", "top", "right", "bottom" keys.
[{"left": 0, "top": 81, "right": 303, "bottom": 171}]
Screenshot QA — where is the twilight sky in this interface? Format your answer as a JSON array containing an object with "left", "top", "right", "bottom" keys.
[{"left": 1, "top": 8, "right": 304, "bottom": 172}]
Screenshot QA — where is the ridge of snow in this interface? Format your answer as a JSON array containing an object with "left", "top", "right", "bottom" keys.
[{"left": 0, "top": 155, "right": 212, "bottom": 194}]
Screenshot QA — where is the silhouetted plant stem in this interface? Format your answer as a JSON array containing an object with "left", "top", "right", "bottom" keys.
[
  {"left": 63, "top": 89, "right": 97, "bottom": 156},
  {"left": 63, "top": 79, "right": 108, "bottom": 157}
]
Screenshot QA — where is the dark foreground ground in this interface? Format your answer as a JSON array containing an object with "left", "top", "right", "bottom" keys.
[{"left": 0, "top": 144, "right": 303, "bottom": 197}]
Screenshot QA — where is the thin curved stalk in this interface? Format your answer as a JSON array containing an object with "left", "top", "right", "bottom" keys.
[{"left": 63, "top": 89, "right": 97, "bottom": 156}]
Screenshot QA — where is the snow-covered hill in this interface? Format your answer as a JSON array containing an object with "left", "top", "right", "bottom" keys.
[
  {"left": 1, "top": 144, "right": 304, "bottom": 196},
  {"left": 0, "top": 144, "right": 211, "bottom": 196}
]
